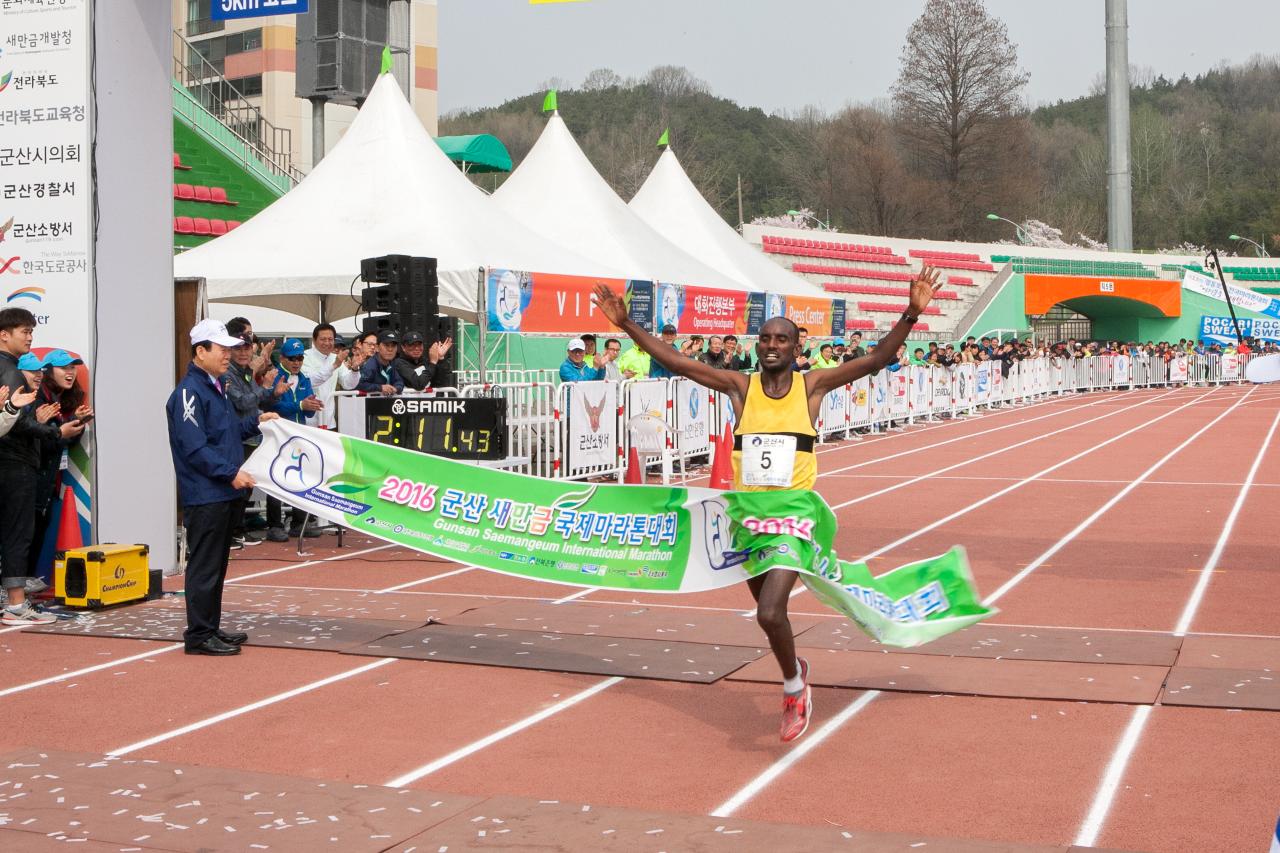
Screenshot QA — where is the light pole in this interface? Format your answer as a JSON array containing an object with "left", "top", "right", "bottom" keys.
[
  {"left": 1228, "top": 234, "right": 1269, "bottom": 258},
  {"left": 986, "top": 213, "right": 1028, "bottom": 245},
  {"left": 787, "top": 209, "right": 830, "bottom": 231}
]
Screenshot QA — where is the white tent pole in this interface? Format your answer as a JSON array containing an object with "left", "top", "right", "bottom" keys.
[{"left": 476, "top": 267, "right": 487, "bottom": 383}]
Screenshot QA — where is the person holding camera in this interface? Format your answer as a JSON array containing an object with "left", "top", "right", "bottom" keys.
[{"left": 28, "top": 350, "right": 92, "bottom": 585}]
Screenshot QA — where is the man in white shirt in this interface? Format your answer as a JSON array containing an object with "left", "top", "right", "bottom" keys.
[{"left": 302, "top": 323, "right": 365, "bottom": 429}]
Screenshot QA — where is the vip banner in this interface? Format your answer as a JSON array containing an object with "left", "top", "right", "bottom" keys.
[
  {"left": 246, "top": 421, "right": 994, "bottom": 647},
  {"left": 486, "top": 269, "right": 633, "bottom": 333}
]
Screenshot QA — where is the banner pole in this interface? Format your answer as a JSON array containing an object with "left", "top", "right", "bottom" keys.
[
  {"left": 1206, "top": 249, "right": 1244, "bottom": 345},
  {"left": 476, "top": 267, "right": 487, "bottom": 383}
]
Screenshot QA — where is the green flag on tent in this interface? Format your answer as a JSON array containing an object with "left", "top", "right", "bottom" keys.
[
  {"left": 380, "top": 46, "right": 393, "bottom": 74},
  {"left": 657, "top": 128, "right": 669, "bottom": 147},
  {"left": 542, "top": 90, "right": 558, "bottom": 112}
]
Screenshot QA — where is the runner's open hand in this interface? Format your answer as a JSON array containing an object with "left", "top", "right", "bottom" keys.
[
  {"left": 908, "top": 264, "right": 943, "bottom": 316},
  {"left": 591, "top": 283, "right": 627, "bottom": 327}
]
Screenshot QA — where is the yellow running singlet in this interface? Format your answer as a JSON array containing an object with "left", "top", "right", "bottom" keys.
[{"left": 731, "top": 373, "right": 817, "bottom": 491}]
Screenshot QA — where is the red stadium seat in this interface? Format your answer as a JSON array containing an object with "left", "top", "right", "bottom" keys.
[
  {"left": 226, "top": 220, "right": 241, "bottom": 230},
  {"left": 193, "top": 185, "right": 212, "bottom": 203},
  {"left": 173, "top": 153, "right": 192, "bottom": 171},
  {"left": 175, "top": 183, "right": 195, "bottom": 200},
  {"left": 209, "top": 219, "right": 228, "bottom": 236},
  {"left": 174, "top": 216, "right": 195, "bottom": 234},
  {"left": 192, "top": 218, "right": 212, "bottom": 236},
  {"left": 209, "top": 186, "right": 237, "bottom": 205}
]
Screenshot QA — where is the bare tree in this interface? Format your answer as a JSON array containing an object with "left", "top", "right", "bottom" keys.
[
  {"left": 644, "top": 65, "right": 708, "bottom": 100},
  {"left": 581, "top": 67, "right": 623, "bottom": 91},
  {"left": 892, "top": 0, "right": 1030, "bottom": 237}
]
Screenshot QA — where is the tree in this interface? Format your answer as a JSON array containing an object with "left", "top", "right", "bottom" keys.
[
  {"left": 892, "top": 0, "right": 1030, "bottom": 237},
  {"left": 581, "top": 68, "right": 622, "bottom": 91}
]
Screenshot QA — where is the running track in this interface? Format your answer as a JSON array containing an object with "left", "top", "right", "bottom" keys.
[{"left": 2, "top": 384, "right": 1278, "bottom": 852}]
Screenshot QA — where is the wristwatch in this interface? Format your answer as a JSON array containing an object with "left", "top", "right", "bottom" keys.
[{"left": 900, "top": 311, "right": 919, "bottom": 324}]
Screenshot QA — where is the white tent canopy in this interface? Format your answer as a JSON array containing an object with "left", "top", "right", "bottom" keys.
[
  {"left": 174, "top": 74, "right": 622, "bottom": 323},
  {"left": 492, "top": 114, "right": 752, "bottom": 293},
  {"left": 630, "top": 148, "right": 826, "bottom": 298}
]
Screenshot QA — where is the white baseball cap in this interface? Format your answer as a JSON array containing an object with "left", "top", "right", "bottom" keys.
[
  {"left": 189, "top": 318, "right": 243, "bottom": 348},
  {"left": 567, "top": 338, "right": 586, "bottom": 351}
]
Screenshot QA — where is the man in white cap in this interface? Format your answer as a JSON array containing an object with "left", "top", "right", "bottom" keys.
[
  {"left": 559, "top": 338, "right": 610, "bottom": 383},
  {"left": 166, "top": 319, "right": 278, "bottom": 656}
]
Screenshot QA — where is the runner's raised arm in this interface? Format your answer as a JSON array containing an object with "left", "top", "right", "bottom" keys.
[
  {"left": 592, "top": 283, "right": 749, "bottom": 398},
  {"left": 806, "top": 265, "right": 943, "bottom": 397}
]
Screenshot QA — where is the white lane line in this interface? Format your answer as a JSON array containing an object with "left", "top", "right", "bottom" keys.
[
  {"left": 827, "top": 389, "right": 1173, "bottom": 511},
  {"left": 857, "top": 387, "right": 1219, "bottom": 563},
  {"left": 376, "top": 565, "right": 475, "bottom": 593},
  {"left": 106, "top": 658, "right": 397, "bottom": 757},
  {"left": 1073, "top": 405, "right": 1279, "bottom": 849},
  {"left": 984, "top": 385, "right": 1257, "bottom": 604},
  {"left": 1173, "top": 407, "right": 1280, "bottom": 635},
  {"left": 385, "top": 676, "right": 624, "bottom": 788},
  {"left": 1073, "top": 705, "right": 1154, "bottom": 848},
  {"left": 709, "top": 690, "right": 880, "bottom": 818},
  {"left": 229, "top": 543, "right": 395, "bottom": 583},
  {"left": 552, "top": 587, "right": 595, "bottom": 604},
  {"left": 0, "top": 643, "right": 182, "bottom": 698}
]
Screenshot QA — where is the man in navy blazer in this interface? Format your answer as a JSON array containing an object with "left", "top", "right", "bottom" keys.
[{"left": 166, "top": 319, "right": 278, "bottom": 656}]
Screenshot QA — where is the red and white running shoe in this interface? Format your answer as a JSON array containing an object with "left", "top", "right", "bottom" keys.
[{"left": 780, "top": 657, "right": 812, "bottom": 743}]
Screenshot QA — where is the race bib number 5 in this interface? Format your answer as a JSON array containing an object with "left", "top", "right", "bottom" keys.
[{"left": 740, "top": 434, "right": 797, "bottom": 487}]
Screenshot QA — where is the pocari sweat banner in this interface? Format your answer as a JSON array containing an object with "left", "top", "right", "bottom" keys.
[{"left": 245, "top": 421, "right": 995, "bottom": 647}]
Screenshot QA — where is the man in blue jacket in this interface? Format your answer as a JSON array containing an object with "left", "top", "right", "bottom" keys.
[
  {"left": 357, "top": 330, "right": 405, "bottom": 394},
  {"left": 264, "top": 338, "right": 323, "bottom": 541},
  {"left": 166, "top": 319, "right": 278, "bottom": 656}
]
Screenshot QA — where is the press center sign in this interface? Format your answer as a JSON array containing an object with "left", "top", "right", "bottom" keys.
[{"left": 212, "top": 0, "right": 308, "bottom": 22}]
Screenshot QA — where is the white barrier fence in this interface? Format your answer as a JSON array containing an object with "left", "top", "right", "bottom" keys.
[{"left": 449, "top": 353, "right": 1253, "bottom": 482}]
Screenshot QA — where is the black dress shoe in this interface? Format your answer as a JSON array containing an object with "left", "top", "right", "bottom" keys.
[
  {"left": 184, "top": 636, "right": 241, "bottom": 656},
  {"left": 216, "top": 630, "right": 248, "bottom": 645}
]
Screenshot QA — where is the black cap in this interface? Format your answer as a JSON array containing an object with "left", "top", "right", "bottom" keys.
[
  {"left": 333, "top": 334, "right": 348, "bottom": 347},
  {"left": 661, "top": 324, "right": 677, "bottom": 334},
  {"left": 378, "top": 330, "right": 400, "bottom": 344},
  {"left": 401, "top": 331, "right": 424, "bottom": 344}
]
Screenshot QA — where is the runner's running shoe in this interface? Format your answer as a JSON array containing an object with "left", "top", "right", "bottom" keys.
[
  {"left": 780, "top": 657, "right": 812, "bottom": 743},
  {"left": 2, "top": 602, "right": 57, "bottom": 625}
]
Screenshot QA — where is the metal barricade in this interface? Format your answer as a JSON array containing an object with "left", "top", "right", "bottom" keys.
[
  {"left": 667, "top": 377, "right": 715, "bottom": 478},
  {"left": 553, "top": 380, "right": 624, "bottom": 481},
  {"left": 461, "top": 381, "right": 557, "bottom": 479}
]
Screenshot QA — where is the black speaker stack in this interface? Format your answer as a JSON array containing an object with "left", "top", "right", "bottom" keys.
[{"left": 359, "top": 254, "right": 438, "bottom": 337}]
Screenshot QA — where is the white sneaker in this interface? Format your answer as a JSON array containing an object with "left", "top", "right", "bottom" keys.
[{"left": 2, "top": 602, "right": 57, "bottom": 626}]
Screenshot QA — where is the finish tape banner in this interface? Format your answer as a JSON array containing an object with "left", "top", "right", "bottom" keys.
[{"left": 246, "top": 421, "right": 995, "bottom": 647}]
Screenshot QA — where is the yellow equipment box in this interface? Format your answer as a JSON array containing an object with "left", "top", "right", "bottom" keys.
[{"left": 55, "top": 544, "right": 158, "bottom": 609}]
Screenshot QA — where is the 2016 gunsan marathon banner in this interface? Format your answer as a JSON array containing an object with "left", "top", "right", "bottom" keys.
[{"left": 245, "top": 421, "right": 995, "bottom": 647}]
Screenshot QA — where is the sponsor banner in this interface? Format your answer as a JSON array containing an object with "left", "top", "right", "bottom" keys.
[
  {"left": 890, "top": 369, "right": 909, "bottom": 419},
  {"left": 212, "top": 0, "right": 308, "bottom": 20},
  {"left": 991, "top": 363, "right": 1004, "bottom": 398},
  {"left": 1199, "top": 315, "right": 1280, "bottom": 344},
  {"left": 1183, "top": 269, "right": 1280, "bottom": 319},
  {"left": 818, "top": 384, "right": 847, "bottom": 433},
  {"left": 246, "top": 420, "right": 994, "bottom": 646},
  {"left": 931, "top": 367, "right": 951, "bottom": 410},
  {"left": 1221, "top": 353, "right": 1240, "bottom": 381},
  {"left": 976, "top": 361, "right": 991, "bottom": 403},
  {"left": 1112, "top": 354, "right": 1131, "bottom": 385},
  {"left": 744, "top": 292, "right": 766, "bottom": 335},
  {"left": 679, "top": 285, "right": 748, "bottom": 336},
  {"left": 784, "top": 295, "right": 834, "bottom": 336},
  {"left": 764, "top": 292, "right": 786, "bottom": 322},
  {"left": 849, "top": 376, "right": 872, "bottom": 426},
  {"left": 564, "top": 381, "right": 617, "bottom": 474},
  {"left": 625, "top": 279, "right": 654, "bottom": 331},
  {"left": 486, "top": 268, "right": 631, "bottom": 333},
  {"left": 829, "top": 299, "right": 846, "bottom": 338},
  {"left": 911, "top": 365, "right": 930, "bottom": 412},
  {"left": 672, "top": 377, "right": 711, "bottom": 455},
  {"left": 655, "top": 281, "right": 683, "bottom": 331},
  {"left": 869, "top": 370, "right": 888, "bottom": 423},
  {"left": 1169, "top": 356, "right": 1189, "bottom": 382},
  {"left": 954, "top": 363, "right": 976, "bottom": 408}
]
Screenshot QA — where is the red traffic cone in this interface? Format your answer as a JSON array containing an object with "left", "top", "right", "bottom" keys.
[
  {"left": 709, "top": 425, "right": 734, "bottom": 490},
  {"left": 624, "top": 446, "right": 643, "bottom": 484},
  {"left": 55, "top": 485, "right": 83, "bottom": 552}
]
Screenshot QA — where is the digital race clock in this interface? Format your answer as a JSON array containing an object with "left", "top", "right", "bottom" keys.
[{"left": 364, "top": 397, "right": 506, "bottom": 460}]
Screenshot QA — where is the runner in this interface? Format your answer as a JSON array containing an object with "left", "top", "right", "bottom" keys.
[{"left": 592, "top": 265, "right": 942, "bottom": 741}]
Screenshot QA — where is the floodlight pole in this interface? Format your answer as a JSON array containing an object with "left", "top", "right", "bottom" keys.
[{"left": 1105, "top": 0, "right": 1134, "bottom": 251}]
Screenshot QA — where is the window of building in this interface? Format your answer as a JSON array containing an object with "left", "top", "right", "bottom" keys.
[{"left": 186, "top": 0, "right": 224, "bottom": 37}]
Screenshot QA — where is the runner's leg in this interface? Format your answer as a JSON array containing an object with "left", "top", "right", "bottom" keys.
[{"left": 750, "top": 569, "right": 800, "bottom": 680}]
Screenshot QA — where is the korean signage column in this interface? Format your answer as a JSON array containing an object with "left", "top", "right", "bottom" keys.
[{"left": 0, "top": 0, "right": 93, "bottom": 354}]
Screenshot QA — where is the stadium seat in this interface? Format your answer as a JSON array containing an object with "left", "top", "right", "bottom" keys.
[
  {"left": 792, "top": 263, "right": 914, "bottom": 282},
  {"left": 822, "top": 282, "right": 960, "bottom": 300},
  {"left": 192, "top": 218, "right": 212, "bottom": 236},
  {"left": 174, "top": 216, "right": 195, "bottom": 234},
  {"left": 193, "top": 185, "right": 212, "bottom": 203},
  {"left": 209, "top": 186, "right": 237, "bottom": 206},
  {"left": 855, "top": 301, "right": 943, "bottom": 316},
  {"left": 947, "top": 275, "right": 975, "bottom": 286},
  {"left": 209, "top": 219, "right": 228, "bottom": 236},
  {"left": 910, "top": 249, "right": 983, "bottom": 262},
  {"left": 844, "top": 318, "right": 876, "bottom": 331},
  {"left": 226, "top": 220, "right": 241, "bottom": 230},
  {"left": 173, "top": 153, "right": 192, "bottom": 171},
  {"left": 175, "top": 183, "right": 195, "bottom": 200}
]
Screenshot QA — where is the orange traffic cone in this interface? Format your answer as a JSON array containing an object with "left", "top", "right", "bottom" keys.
[
  {"left": 709, "top": 424, "right": 734, "bottom": 490},
  {"left": 624, "top": 446, "right": 643, "bottom": 484},
  {"left": 55, "top": 485, "right": 83, "bottom": 552}
]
